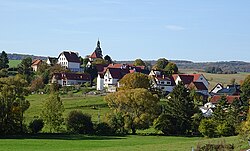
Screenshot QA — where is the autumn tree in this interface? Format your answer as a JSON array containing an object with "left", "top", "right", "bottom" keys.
[
  {"left": 105, "top": 88, "right": 160, "bottom": 134},
  {"left": 41, "top": 93, "right": 64, "bottom": 133},
  {"left": 0, "top": 51, "right": 9, "bottom": 69},
  {"left": 119, "top": 72, "right": 150, "bottom": 90},
  {"left": 30, "top": 76, "right": 45, "bottom": 92},
  {"left": 133, "top": 59, "right": 146, "bottom": 66},
  {"left": 0, "top": 75, "right": 30, "bottom": 134},
  {"left": 154, "top": 82, "right": 195, "bottom": 135}
]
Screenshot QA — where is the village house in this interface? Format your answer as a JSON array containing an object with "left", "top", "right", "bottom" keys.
[
  {"left": 57, "top": 51, "right": 81, "bottom": 72},
  {"left": 51, "top": 72, "right": 91, "bottom": 86},
  {"left": 31, "top": 59, "right": 43, "bottom": 72},
  {"left": 149, "top": 70, "right": 175, "bottom": 95},
  {"left": 97, "top": 63, "right": 149, "bottom": 92},
  {"left": 46, "top": 57, "right": 58, "bottom": 66}
]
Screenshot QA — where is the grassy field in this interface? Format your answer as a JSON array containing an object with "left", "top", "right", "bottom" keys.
[
  {"left": 9, "top": 60, "right": 21, "bottom": 68},
  {"left": 25, "top": 94, "right": 109, "bottom": 124},
  {"left": 180, "top": 69, "right": 249, "bottom": 90},
  {"left": 0, "top": 135, "right": 248, "bottom": 151}
]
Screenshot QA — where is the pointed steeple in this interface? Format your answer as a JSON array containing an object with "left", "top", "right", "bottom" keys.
[{"left": 94, "top": 39, "right": 103, "bottom": 58}]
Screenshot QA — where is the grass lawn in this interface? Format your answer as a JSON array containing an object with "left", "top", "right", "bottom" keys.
[
  {"left": 25, "top": 94, "right": 109, "bottom": 124},
  {"left": 0, "top": 135, "right": 248, "bottom": 151},
  {"left": 9, "top": 60, "right": 21, "bottom": 68}
]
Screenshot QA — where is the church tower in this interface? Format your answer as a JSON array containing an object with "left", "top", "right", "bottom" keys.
[{"left": 94, "top": 40, "right": 103, "bottom": 58}]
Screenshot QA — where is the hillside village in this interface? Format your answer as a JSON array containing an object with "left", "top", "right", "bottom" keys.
[{"left": 29, "top": 40, "right": 244, "bottom": 115}]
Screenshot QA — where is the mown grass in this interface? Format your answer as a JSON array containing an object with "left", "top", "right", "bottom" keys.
[
  {"left": 25, "top": 94, "right": 109, "bottom": 124},
  {"left": 9, "top": 60, "right": 21, "bottom": 68},
  {"left": 0, "top": 134, "right": 248, "bottom": 151}
]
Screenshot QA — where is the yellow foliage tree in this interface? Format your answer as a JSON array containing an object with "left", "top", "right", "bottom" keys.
[
  {"left": 105, "top": 88, "right": 160, "bottom": 134},
  {"left": 119, "top": 72, "right": 150, "bottom": 90}
]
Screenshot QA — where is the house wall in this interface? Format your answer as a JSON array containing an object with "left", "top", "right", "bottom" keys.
[
  {"left": 58, "top": 54, "right": 68, "bottom": 68},
  {"left": 32, "top": 65, "right": 38, "bottom": 72},
  {"left": 211, "top": 84, "right": 223, "bottom": 93},
  {"left": 68, "top": 62, "right": 80, "bottom": 72},
  {"left": 195, "top": 75, "right": 209, "bottom": 89},
  {"left": 97, "top": 75, "right": 104, "bottom": 91},
  {"left": 155, "top": 79, "right": 174, "bottom": 92}
]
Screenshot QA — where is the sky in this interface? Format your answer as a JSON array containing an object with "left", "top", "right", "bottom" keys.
[{"left": 0, "top": 0, "right": 250, "bottom": 62}]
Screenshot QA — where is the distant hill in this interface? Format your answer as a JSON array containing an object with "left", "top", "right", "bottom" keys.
[
  {"left": 7, "top": 53, "right": 47, "bottom": 60},
  {"left": 116, "top": 60, "right": 250, "bottom": 73}
]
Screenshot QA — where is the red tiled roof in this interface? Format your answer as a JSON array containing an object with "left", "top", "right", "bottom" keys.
[
  {"left": 108, "top": 68, "right": 129, "bottom": 79},
  {"left": 60, "top": 51, "right": 80, "bottom": 63},
  {"left": 32, "top": 59, "right": 42, "bottom": 66},
  {"left": 189, "top": 82, "right": 208, "bottom": 90},
  {"left": 210, "top": 95, "right": 241, "bottom": 104},
  {"left": 95, "top": 64, "right": 108, "bottom": 73},
  {"left": 193, "top": 74, "right": 202, "bottom": 81},
  {"left": 89, "top": 51, "right": 102, "bottom": 59},
  {"left": 53, "top": 73, "right": 91, "bottom": 81}
]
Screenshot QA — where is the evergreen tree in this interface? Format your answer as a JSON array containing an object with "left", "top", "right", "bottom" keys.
[
  {"left": 0, "top": 51, "right": 9, "bottom": 69},
  {"left": 154, "top": 82, "right": 195, "bottom": 135}
]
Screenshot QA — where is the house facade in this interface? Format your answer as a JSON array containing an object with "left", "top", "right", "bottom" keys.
[
  {"left": 57, "top": 51, "right": 81, "bottom": 72},
  {"left": 31, "top": 59, "right": 43, "bottom": 72},
  {"left": 52, "top": 72, "right": 91, "bottom": 86}
]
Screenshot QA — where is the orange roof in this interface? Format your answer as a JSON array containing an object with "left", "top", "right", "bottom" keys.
[
  {"left": 210, "top": 95, "right": 240, "bottom": 104},
  {"left": 32, "top": 59, "right": 42, "bottom": 66}
]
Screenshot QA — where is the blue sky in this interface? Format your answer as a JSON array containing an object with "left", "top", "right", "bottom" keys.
[{"left": 0, "top": 0, "right": 249, "bottom": 62}]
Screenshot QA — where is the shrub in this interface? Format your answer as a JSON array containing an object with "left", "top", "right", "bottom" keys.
[
  {"left": 66, "top": 110, "right": 94, "bottom": 134},
  {"left": 95, "top": 122, "right": 114, "bottom": 136},
  {"left": 28, "top": 119, "right": 44, "bottom": 133},
  {"left": 195, "top": 141, "right": 234, "bottom": 151},
  {"left": 198, "top": 119, "right": 217, "bottom": 138}
]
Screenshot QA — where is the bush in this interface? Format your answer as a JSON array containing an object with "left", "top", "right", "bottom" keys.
[
  {"left": 198, "top": 119, "right": 217, "bottom": 138},
  {"left": 216, "top": 122, "right": 235, "bottom": 137},
  {"left": 104, "top": 113, "right": 128, "bottom": 135},
  {"left": 28, "top": 119, "right": 44, "bottom": 133},
  {"left": 195, "top": 141, "right": 234, "bottom": 151},
  {"left": 66, "top": 110, "right": 94, "bottom": 134},
  {"left": 95, "top": 122, "right": 114, "bottom": 136}
]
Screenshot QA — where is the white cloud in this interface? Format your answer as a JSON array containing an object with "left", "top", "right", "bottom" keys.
[{"left": 165, "top": 25, "right": 185, "bottom": 31}]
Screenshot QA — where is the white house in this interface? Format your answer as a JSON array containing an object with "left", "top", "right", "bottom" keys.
[
  {"left": 173, "top": 74, "right": 209, "bottom": 90},
  {"left": 46, "top": 57, "right": 58, "bottom": 66},
  {"left": 97, "top": 74, "right": 104, "bottom": 91},
  {"left": 51, "top": 73, "right": 91, "bottom": 86},
  {"left": 57, "top": 51, "right": 81, "bottom": 72},
  {"left": 210, "top": 83, "right": 224, "bottom": 94},
  {"left": 151, "top": 75, "right": 175, "bottom": 94}
]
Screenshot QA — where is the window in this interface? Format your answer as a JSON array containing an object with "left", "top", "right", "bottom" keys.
[
  {"left": 161, "top": 87, "right": 165, "bottom": 90},
  {"left": 161, "top": 81, "right": 165, "bottom": 84},
  {"left": 166, "top": 81, "right": 171, "bottom": 85}
]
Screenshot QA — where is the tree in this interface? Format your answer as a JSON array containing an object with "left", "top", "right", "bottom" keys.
[
  {"left": 41, "top": 93, "right": 64, "bottom": 133},
  {"left": 119, "top": 72, "right": 150, "bottom": 90},
  {"left": 104, "top": 55, "right": 112, "bottom": 64},
  {"left": 28, "top": 118, "right": 44, "bottom": 133},
  {"left": 105, "top": 88, "right": 160, "bottom": 134},
  {"left": 154, "top": 82, "right": 195, "bottom": 135},
  {"left": 152, "top": 58, "right": 169, "bottom": 70},
  {"left": 0, "top": 75, "right": 30, "bottom": 134},
  {"left": 0, "top": 51, "right": 9, "bottom": 69},
  {"left": 66, "top": 110, "right": 93, "bottom": 134},
  {"left": 164, "top": 62, "right": 178, "bottom": 74},
  {"left": 30, "top": 76, "right": 45, "bottom": 92},
  {"left": 241, "top": 75, "right": 250, "bottom": 106},
  {"left": 18, "top": 57, "right": 33, "bottom": 83},
  {"left": 133, "top": 59, "right": 146, "bottom": 66},
  {"left": 93, "top": 58, "right": 108, "bottom": 65}
]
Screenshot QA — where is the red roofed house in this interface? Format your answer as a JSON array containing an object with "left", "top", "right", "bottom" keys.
[
  {"left": 210, "top": 95, "right": 241, "bottom": 104},
  {"left": 51, "top": 72, "right": 91, "bottom": 86},
  {"left": 57, "top": 51, "right": 81, "bottom": 72},
  {"left": 31, "top": 59, "right": 43, "bottom": 72},
  {"left": 149, "top": 70, "right": 176, "bottom": 95}
]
